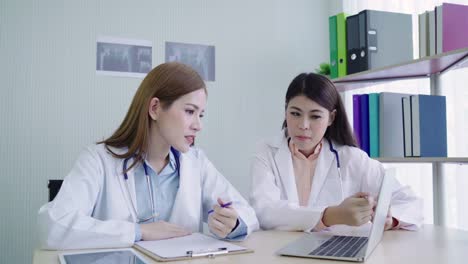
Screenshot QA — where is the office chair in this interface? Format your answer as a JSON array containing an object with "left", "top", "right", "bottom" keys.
[{"left": 48, "top": 179, "right": 63, "bottom": 202}]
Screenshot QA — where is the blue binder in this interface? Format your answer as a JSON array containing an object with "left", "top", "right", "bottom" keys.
[
  {"left": 353, "top": 95, "right": 362, "bottom": 148},
  {"left": 411, "top": 95, "right": 447, "bottom": 157},
  {"left": 360, "top": 94, "right": 370, "bottom": 156}
]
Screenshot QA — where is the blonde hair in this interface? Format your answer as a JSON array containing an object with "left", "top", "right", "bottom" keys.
[{"left": 98, "top": 62, "right": 205, "bottom": 171}]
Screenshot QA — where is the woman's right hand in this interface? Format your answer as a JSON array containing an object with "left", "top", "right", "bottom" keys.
[
  {"left": 322, "top": 192, "right": 375, "bottom": 227},
  {"left": 140, "top": 221, "right": 192, "bottom": 241}
]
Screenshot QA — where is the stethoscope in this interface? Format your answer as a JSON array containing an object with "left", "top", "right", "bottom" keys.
[
  {"left": 122, "top": 147, "right": 180, "bottom": 223},
  {"left": 326, "top": 138, "right": 344, "bottom": 200}
]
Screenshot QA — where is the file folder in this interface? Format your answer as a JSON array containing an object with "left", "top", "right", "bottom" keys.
[
  {"left": 329, "top": 15, "right": 338, "bottom": 79},
  {"left": 379, "top": 93, "right": 408, "bottom": 158},
  {"left": 360, "top": 94, "right": 370, "bottom": 156},
  {"left": 353, "top": 94, "right": 362, "bottom": 148},
  {"left": 436, "top": 3, "right": 468, "bottom": 53},
  {"left": 410, "top": 95, "right": 447, "bottom": 157},
  {"left": 336, "top": 13, "right": 348, "bottom": 77},
  {"left": 402, "top": 96, "right": 412, "bottom": 157},
  {"left": 428, "top": 10, "right": 436, "bottom": 56},
  {"left": 368, "top": 93, "right": 380, "bottom": 158},
  {"left": 418, "top": 12, "right": 429, "bottom": 58},
  {"left": 347, "top": 10, "right": 413, "bottom": 74},
  {"left": 346, "top": 11, "right": 367, "bottom": 74}
]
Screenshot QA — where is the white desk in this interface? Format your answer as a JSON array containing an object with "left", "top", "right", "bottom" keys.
[{"left": 33, "top": 225, "right": 468, "bottom": 264}]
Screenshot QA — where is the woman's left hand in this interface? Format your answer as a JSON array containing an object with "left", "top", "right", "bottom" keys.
[
  {"left": 383, "top": 209, "right": 398, "bottom": 230},
  {"left": 208, "top": 198, "right": 239, "bottom": 238},
  {"left": 369, "top": 199, "right": 397, "bottom": 230}
]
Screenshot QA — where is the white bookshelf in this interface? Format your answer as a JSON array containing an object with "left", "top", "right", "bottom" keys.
[
  {"left": 332, "top": 47, "right": 468, "bottom": 226},
  {"left": 333, "top": 47, "right": 468, "bottom": 91},
  {"left": 375, "top": 157, "right": 468, "bottom": 163}
]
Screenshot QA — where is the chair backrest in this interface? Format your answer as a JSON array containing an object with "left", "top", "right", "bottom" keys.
[{"left": 48, "top": 180, "right": 63, "bottom": 202}]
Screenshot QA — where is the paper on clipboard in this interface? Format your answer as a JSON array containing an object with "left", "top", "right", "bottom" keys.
[{"left": 134, "top": 233, "right": 251, "bottom": 260}]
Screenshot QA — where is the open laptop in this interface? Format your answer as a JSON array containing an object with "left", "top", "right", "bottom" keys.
[{"left": 276, "top": 171, "right": 393, "bottom": 262}]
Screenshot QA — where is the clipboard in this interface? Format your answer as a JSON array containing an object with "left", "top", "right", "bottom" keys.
[{"left": 133, "top": 233, "right": 253, "bottom": 262}]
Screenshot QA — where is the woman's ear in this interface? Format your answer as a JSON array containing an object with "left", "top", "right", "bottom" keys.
[
  {"left": 328, "top": 109, "right": 337, "bottom": 126},
  {"left": 148, "top": 97, "right": 161, "bottom": 121}
]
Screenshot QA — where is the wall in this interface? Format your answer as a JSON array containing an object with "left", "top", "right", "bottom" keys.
[{"left": 0, "top": 0, "right": 331, "bottom": 262}]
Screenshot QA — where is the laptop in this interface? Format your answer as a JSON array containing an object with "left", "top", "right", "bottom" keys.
[{"left": 276, "top": 171, "right": 393, "bottom": 262}]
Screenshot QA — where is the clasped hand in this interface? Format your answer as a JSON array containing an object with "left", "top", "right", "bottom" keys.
[
  {"left": 323, "top": 192, "right": 396, "bottom": 230},
  {"left": 208, "top": 198, "right": 239, "bottom": 238}
]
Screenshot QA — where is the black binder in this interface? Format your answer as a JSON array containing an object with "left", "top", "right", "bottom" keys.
[
  {"left": 346, "top": 11, "right": 368, "bottom": 75},
  {"left": 346, "top": 10, "right": 413, "bottom": 75}
]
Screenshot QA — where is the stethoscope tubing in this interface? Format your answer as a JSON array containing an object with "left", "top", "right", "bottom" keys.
[{"left": 327, "top": 138, "right": 344, "bottom": 200}]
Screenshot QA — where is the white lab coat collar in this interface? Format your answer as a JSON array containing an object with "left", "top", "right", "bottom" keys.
[
  {"left": 107, "top": 146, "right": 139, "bottom": 222},
  {"left": 309, "top": 139, "right": 334, "bottom": 205},
  {"left": 273, "top": 135, "right": 299, "bottom": 204},
  {"left": 271, "top": 133, "right": 335, "bottom": 206},
  {"left": 169, "top": 151, "right": 202, "bottom": 231}
]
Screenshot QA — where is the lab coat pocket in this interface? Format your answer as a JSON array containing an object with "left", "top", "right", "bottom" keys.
[
  {"left": 313, "top": 178, "right": 343, "bottom": 207},
  {"left": 342, "top": 179, "right": 360, "bottom": 198}
]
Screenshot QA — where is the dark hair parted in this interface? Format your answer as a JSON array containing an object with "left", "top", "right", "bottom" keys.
[{"left": 282, "top": 73, "right": 357, "bottom": 147}]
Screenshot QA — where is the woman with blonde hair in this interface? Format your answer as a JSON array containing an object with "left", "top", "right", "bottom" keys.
[{"left": 38, "top": 62, "right": 258, "bottom": 250}]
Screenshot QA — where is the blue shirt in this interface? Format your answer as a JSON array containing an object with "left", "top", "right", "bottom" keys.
[
  {"left": 133, "top": 151, "right": 247, "bottom": 241},
  {"left": 135, "top": 150, "right": 179, "bottom": 224}
]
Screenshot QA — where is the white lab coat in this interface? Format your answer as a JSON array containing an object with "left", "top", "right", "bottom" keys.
[
  {"left": 249, "top": 133, "right": 423, "bottom": 231},
  {"left": 38, "top": 144, "right": 259, "bottom": 250}
]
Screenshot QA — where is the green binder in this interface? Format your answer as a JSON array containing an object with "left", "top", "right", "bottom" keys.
[
  {"left": 329, "top": 15, "right": 338, "bottom": 79},
  {"left": 336, "top": 13, "right": 348, "bottom": 77},
  {"left": 368, "top": 93, "right": 380, "bottom": 157}
]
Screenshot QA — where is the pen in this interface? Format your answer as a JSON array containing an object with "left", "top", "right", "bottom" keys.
[
  {"left": 208, "top": 201, "right": 233, "bottom": 214},
  {"left": 187, "top": 247, "right": 228, "bottom": 257}
]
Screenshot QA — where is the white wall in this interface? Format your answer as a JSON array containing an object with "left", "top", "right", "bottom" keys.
[{"left": 0, "top": 0, "right": 332, "bottom": 262}]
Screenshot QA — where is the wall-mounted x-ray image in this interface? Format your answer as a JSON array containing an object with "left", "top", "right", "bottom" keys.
[
  {"left": 96, "top": 36, "right": 152, "bottom": 78},
  {"left": 165, "top": 42, "right": 215, "bottom": 81}
]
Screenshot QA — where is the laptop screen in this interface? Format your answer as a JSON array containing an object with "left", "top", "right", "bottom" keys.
[{"left": 364, "top": 169, "right": 394, "bottom": 257}]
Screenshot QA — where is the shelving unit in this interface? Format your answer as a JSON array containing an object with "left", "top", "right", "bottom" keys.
[
  {"left": 333, "top": 47, "right": 468, "bottom": 92},
  {"left": 332, "top": 47, "right": 468, "bottom": 226},
  {"left": 376, "top": 157, "right": 468, "bottom": 164}
]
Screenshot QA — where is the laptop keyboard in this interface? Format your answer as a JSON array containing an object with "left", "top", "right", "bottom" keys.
[{"left": 309, "top": 236, "right": 368, "bottom": 258}]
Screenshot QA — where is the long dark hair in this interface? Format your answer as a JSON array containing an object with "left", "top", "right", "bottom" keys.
[
  {"left": 98, "top": 62, "right": 206, "bottom": 171},
  {"left": 282, "top": 73, "right": 357, "bottom": 147}
]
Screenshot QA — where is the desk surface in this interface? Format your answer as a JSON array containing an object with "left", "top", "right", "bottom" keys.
[{"left": 34, "top": 225, "right": 468, "bottom": 264}]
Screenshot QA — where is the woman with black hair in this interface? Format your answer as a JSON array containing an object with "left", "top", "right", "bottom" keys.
[{"left": 249, "top": 72, "right": 422, "bottom": 232}]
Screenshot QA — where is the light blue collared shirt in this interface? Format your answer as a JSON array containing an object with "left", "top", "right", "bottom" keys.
[
  {"left": 133, "top": 151, "right": 247, "bottom": 241},
  {"left": 135, "top": 150, "right": 179, "bottom": 224}
]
